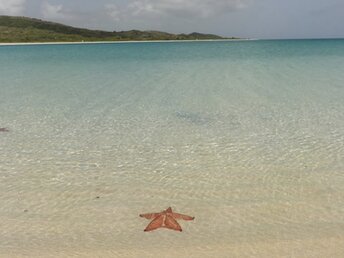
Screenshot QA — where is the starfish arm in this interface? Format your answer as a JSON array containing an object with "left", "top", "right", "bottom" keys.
[
  {"left": 143, "top": 215, "right": 164, "bottom": 232},
  {"left": 171, "top": 213, "right": 195, "bottom": 221},
  {"left": 139, "top": 213, "right": 161, "bottom": 220},
  {"left": 165, "top": 215, "right": 182, "bottom": 232}
]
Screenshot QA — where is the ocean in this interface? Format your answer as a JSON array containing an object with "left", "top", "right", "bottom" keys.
[{"left": 1, "top": 39, "right": 344, "bottom": 257}]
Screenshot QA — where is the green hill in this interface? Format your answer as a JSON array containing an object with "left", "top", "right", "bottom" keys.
[{"left": 0, "top": 16, "right": 235, "bottom": 43}]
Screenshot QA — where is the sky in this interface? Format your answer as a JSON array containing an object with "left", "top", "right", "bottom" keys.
[{"left": 0, "top": 0, "right": 343, "bottom": 39}]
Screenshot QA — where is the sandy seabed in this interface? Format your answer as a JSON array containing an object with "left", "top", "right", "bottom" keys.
[{"left": 1, "top": 237, "right": 344, "bottom": 258}]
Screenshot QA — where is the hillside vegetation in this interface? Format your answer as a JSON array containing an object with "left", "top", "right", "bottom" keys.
[{"left": 0, "top": 16, "right": 235, "bottom": 43}]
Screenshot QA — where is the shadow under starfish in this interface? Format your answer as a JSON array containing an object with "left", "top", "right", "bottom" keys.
[{"left": 140, "top": 207, "right": 194, "bottom": 232}]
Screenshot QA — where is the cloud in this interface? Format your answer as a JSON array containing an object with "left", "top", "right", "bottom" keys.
[
  {"left": 106, "top": 4, "right": 121, "bottom": 21},
  {"left": 41, "top": 2, "right": 64, "bottom": 19},
  {"left": 0, "top": 0, "right": 26, "bottom": 15},
  {"left": 41, "top": 2, "right": 73, "bottom": 20},
  {"left": 106, "top": 0, "right": 249, "bottom": 21}
]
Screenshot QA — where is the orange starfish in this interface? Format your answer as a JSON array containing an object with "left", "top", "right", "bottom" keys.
[{"left": 140, "top": 207, "right": 194, "bottom": 232}]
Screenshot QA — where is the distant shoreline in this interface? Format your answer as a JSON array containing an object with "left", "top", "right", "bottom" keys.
[
  {"left": 0, "top": 38, "right": 251, "bottom": 46},
  {"left": 0, "top": 16, "right": 246, "bottom": 45}
]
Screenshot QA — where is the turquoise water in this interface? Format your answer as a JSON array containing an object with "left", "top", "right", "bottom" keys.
[{"left": 1, "top": 40, "right": 344, "bottom": 257}]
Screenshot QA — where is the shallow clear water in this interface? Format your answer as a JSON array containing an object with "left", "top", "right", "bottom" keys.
[{"left": 1, "top": 40, "right": 344, "bottom": 257}]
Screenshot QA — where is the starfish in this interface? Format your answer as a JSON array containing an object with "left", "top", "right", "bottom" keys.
[
  {"left": 0, "top": 128, "right": 9, "bottom": 132},
  {"left": 140, "top": 207, "right": 194, "bottom": 232}
]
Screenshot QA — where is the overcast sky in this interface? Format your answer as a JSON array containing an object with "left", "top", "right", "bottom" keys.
[{"left": 0, "top": 0, "right": 343, "bottom": 39}]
